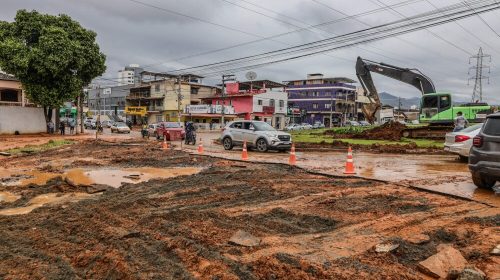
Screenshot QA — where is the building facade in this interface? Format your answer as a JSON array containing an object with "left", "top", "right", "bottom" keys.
[
  {"left": 0, "top": 73, "right": 54, "bottom": 134},
  {"left": 117, "top": 64, "right": 144, "bottom": 86},
  {"left": 202, "top": 80, "right": 287, "bottom": 129},
  {"left": 87, "top": 84, "right": 134, "bottom": 121},
  {"left": 285, "top": 74, "right": 357, "bottom": 127}
]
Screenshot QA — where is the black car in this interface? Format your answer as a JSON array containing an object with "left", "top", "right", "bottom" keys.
[{"left": 468, "top": 113, "right": 500, "bottom": 189}]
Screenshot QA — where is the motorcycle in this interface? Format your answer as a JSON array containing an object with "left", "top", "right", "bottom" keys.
[
  {"left": 141, "top": 128, "right": 149, "bottom": 139},
  {"left": 185, "top": 130, "right": 196, "bottom": 145}
]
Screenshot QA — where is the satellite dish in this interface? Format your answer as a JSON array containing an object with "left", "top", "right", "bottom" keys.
[{"left": 246, "top": 71, "right": 257, "bottom": 81}]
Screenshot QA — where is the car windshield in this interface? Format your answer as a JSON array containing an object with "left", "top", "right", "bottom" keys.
[
  {"left": 116, "top": 123, "right": 127, "bottom": 127},
  {"left": 350, "top": 121, "right": 360, "bottom": 125},
  {"left": 165, "top": 123, "right": 181, "bottom": 128},
  {"left": 461, "top": 123, "right": 483, "bottom": 133},
  {"left": 253, "top": 122, "right": 276, "bottom": 131}
]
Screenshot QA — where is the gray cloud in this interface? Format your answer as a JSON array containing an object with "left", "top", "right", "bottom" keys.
[{"left": 1, "top": 0, "right": 499, "bottom": 103}]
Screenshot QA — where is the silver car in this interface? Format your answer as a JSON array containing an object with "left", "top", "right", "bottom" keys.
[
  {"left": 221, "top": 121, "right": 292, "bottom": 152},
  {"left": 444, "top": 123, "right": 483, "bottom": 160}
]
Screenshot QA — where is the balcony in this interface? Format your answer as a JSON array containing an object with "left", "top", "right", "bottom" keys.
[{"left": 262, "top": 106, "right": 275, "bottom": 114}]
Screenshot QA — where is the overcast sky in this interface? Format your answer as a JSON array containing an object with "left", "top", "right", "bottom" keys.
[{"left": 1, "top": 0, "right": 500, "bottom": 103}]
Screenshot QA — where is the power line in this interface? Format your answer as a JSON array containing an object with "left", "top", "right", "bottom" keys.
[
  {"left": 192, "top": 1, "right": 500, "bottom": 78},
  {"left": 461, "top": 0, "right": 500, "bottom": 38},
  {"left": 368, "top": 0, "right": 472, "bottom": 55},
  {"left": 137, "top": 0, "right": 427, "bottom": 69},
  {"left": 161, "top": 1, "right": 500, "bottom": 76}
]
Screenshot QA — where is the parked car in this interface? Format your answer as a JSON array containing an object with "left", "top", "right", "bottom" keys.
[
  {"left": 301, "top": 123, "right": 313, "bottom": 130},
  {"left": 346, "top": 120, "right": 360, "bottom": 126},
  {"left": 359, "top": 121, "right": 371, "bottom": 126},
  {"left": 147, "top": 123, "right": 159, "bottom": 138},
  {"left": 84, "top": 118, "right": 94, "bottom": 129},
  {"left": 444, "top": 123, "right": 483, "bottom": 160},
  {"left": 285, "top": 123, "right": 303, "bottom": 131},
  {"left": 313, "top": 122, "right": 325, "bottom": 129},
  {"left": 101, "top": 120, "right": 114, "bottom": 128},
  {"left": 221, "top": 120, "right": 292, "bottom": 152},
  {"left": 110, "top": 122, "right": 131, "bottom": 133},
  {"left": 469, "top": 113, "right": 500, "bottom": 189},
  {"left": 156, "top": 122, "right": 185, "bottom": 141}
]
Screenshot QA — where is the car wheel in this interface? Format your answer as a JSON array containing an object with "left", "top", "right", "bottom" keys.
[
  {"left": 471, "top": 172, "right": 496, "bottom": 189},
  {"left": 256, "top": 138, "right": 268, "bottom": 152},
  {"left": 223, "top": 137, "right": 233, "bottom": 150}
]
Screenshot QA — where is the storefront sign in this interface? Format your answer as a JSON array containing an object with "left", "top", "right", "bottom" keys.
[
  {"left": 125, "top": 106, "right": 147, "bottom": 116},
  {"left": 185, "top": 105, "right": 211, "bottom": 114}
]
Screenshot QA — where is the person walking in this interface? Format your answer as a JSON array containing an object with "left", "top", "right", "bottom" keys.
[
  {"left": 59, "top": 121, "right": 66, "bottom": 135},
  {"left": 69, "top": 119, "right": 75, "bottom": 134},
  {"left": 453, "top": 112, "right": 469, "bottom": 132},
  {"left": 47, "top": 121, "right": 54, "bottom": 134}
]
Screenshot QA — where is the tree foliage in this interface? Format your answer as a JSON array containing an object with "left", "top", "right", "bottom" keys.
[{"left": 0, "top": 10, "right": 106, "bottom": 121}]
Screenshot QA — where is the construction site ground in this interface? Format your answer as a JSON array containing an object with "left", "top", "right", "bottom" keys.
[{"left": 0, "top": 131, "right": 499, "bottom": 279}]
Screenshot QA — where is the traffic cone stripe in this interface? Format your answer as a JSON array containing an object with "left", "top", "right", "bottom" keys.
[
  {"left": 242, "top": 141, "right": 249, "bottom": 160},
  {"left": 343, "top": 146, "right": 356, "bottom": 174},
  {"left": 289, "top": 143, "right": 296, "bottom": 165},
  {"left": 198, "top": 138, "right": 204, "bottom": 154}
]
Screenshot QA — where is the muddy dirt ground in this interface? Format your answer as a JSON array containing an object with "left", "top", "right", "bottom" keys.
[{"left": 0, "top": 140, "right": 499, "bottom": 279}]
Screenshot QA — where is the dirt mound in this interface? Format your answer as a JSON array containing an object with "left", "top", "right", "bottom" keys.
[{"left": 353, "top": 121, "right": 406, "bottom": 141}]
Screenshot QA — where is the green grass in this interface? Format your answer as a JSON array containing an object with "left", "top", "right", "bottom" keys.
[
  {"left": 6, "top": 139, "right": 74, "bottom": 154},
  {"left": 291, "top": 132, "right": 443, "bottom": 148}
]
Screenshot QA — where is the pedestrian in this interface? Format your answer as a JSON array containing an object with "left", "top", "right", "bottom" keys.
[
  {"left": 47, "top": 121, "right": 54, "bottom": 134},
  {"left": 209, "top": 121, "right": 213, "bottom": 131},
  {"left": 453, "top": 111, "right": 469, "bottom": 132},
  {"left": 69, "top": 119, "right": 75, "bottom": 134},
  {"left": 59, "top": 121, "right": 65, "bottom": 135}
]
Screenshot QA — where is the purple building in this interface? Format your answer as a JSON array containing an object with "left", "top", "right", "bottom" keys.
[{"left": 285, "top": 74, "right": 357, "bottom": 126}]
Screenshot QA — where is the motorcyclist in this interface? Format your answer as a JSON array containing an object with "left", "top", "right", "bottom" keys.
[
  {"left": 141, "top": 123, "right": 149, "bottom": 138},
  {"left": 185, "top": 121, "right": 196, "bottom": 144}
]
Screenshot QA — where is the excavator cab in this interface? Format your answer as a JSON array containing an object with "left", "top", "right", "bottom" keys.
[{"left": 420, "top": 93, "right": 452, "bottom": 122}]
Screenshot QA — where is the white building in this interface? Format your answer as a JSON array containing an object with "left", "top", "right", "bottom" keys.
[
  {"left": 117, "top": 64, "right": 143, "bottom": 86},
  {"left": 251, "top": 90, "right": 288, "bottom": 129}
]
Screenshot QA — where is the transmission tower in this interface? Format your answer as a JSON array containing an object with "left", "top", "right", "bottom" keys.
[{"left": 468, "top": 47, "right": 491, "bottom": 103}]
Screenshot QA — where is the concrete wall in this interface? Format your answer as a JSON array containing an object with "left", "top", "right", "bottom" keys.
[{"left": 0, "top": 106, "right": 54, "bottom": 134}]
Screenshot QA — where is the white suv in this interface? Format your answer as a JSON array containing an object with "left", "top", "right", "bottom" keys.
[{"left": 221, "top": 121, "right": 292, "bottom": 152}]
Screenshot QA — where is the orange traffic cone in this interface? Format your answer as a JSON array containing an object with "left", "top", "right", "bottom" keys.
[
  {"left": 197, "top": 138, "right": 204, "bottom": 154},
  {"left": 288, "top": 143, "right": 296, "bottom": 165},
  {"left": 241, "top": 141, "right": 249, "bottom": 161},
  {"left": 161, "top": 137, "right": 169, "bottom": 150},
  {"left": 343, "top": 146, "right": 356, "bottom": 174}
]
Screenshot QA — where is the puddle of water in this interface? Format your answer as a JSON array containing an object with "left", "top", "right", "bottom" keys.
[
  {"left": 1, "top": 167, "right": 201, "bottom": 188},
  {"left": 65, "top": 167, "right": 202, "bottom": 188},
  {"left": 0, "top": 192, "right": 99, "bottom": 216},
  {"left": 0, "top": 191, "right": 21, "bottom": 203},
  {"left": 416, "top": 181, "right": 500, "bottom": 207}
]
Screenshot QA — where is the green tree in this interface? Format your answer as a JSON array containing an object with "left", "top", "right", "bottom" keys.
[{"left": 0, "top": 10, "right": 106, "bottom": 125}]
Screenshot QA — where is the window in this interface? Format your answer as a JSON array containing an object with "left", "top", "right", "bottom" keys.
[
  {"left": 483, "top": 118, "right": 500, "bottom": 136},
  {"left": 191, "top": 88, "right": 199, "bottom": 95},
  {"left": 243, "top": 122, "right": 255, "bottom": 130},
  {"left": 313, "top": 91, "right": 319, "bottom": 97},
  {"left": 156, "top": 115, "right": 163, "bottom": 122},
  {"left": 230, "top": 122, "right": 243, "bottom": 129},
  {"left": 155, "top": 84, "right": 160, "bottom": 92},
  {"left": 312, "top": 103, "right": 318, "bottom": 109},
  {"left": 257, "top": 99, "right": 263, "bottom": 105},
  {"left": 439, "top": 95, "right": 451, "bottom": 109},
  {"left": 325, "top": 103, "right": 331, "bottom": 109},
  {"left": 270, "top": 99, "right": 275, "bottom": 107},
  {"left": 279, "top": 100, "right": 284, "bottom": 108},
  {"left": 422, "top": 96, "right": 438, "bottom": 108}
]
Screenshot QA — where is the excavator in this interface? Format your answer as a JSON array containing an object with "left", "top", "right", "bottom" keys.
[{"left": 355, "top": 56, "right": 492, "bottom": 138}]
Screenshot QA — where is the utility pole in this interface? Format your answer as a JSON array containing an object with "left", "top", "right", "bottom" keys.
[
  {"left": 96, "top": 86, "right": 101, "bottom": 140},
  {"left": 221, "top": 74, "right": 236, "bottom": 126},
  {"left": 329, "top": 91, "right": 334, "bottom": 128},
  {"left": 468, "top": 47, "right": 491, "bottom": 103},
  {"left": 177, "top": 76, "right": 182, "bottom": 125}
]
